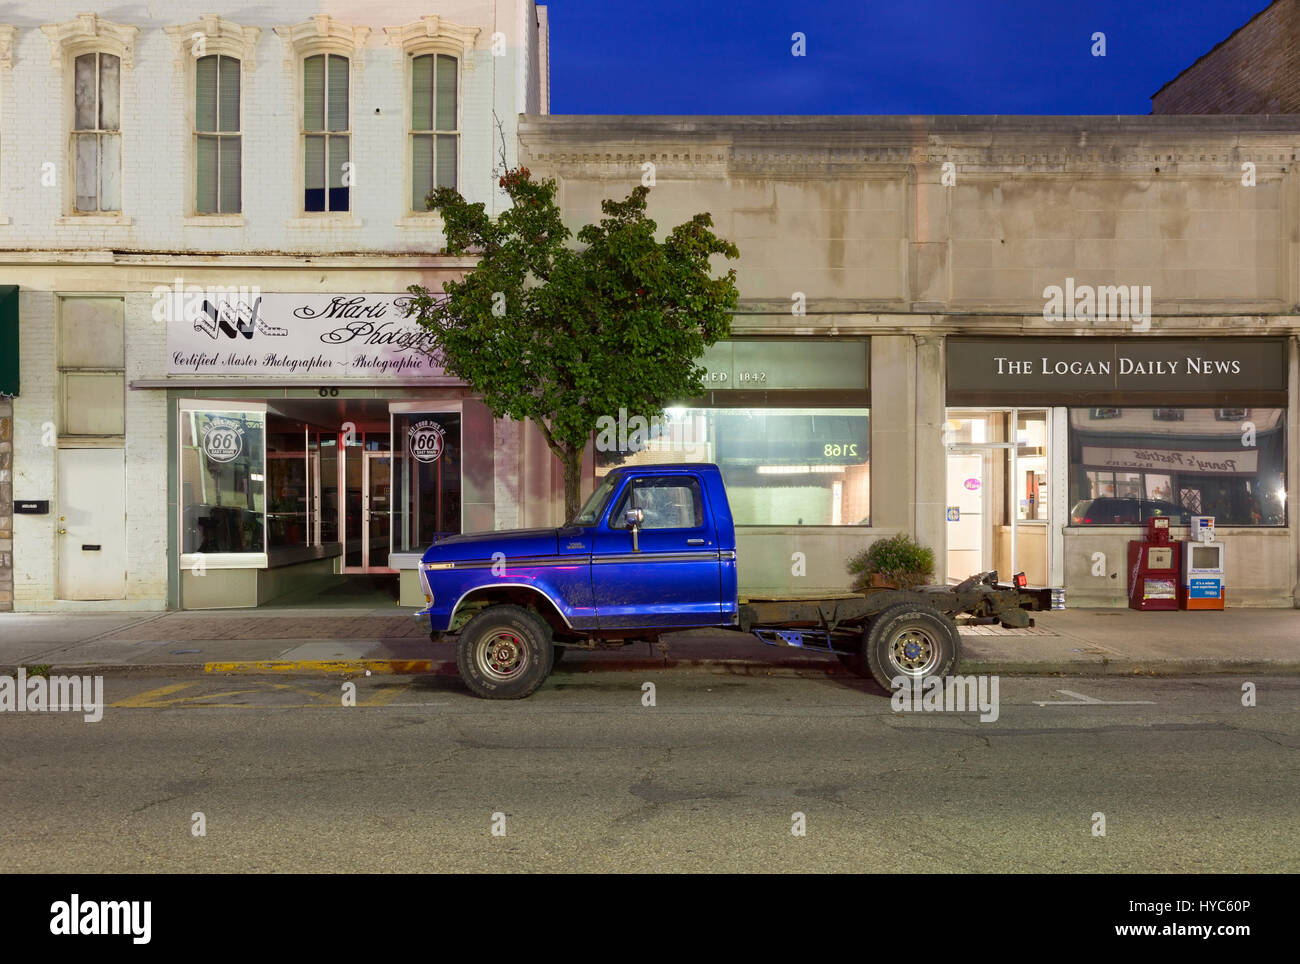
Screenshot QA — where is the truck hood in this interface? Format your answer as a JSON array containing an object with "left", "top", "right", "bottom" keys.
[{"left": 420, "top": 527, "right": 561, "bottom": 564}]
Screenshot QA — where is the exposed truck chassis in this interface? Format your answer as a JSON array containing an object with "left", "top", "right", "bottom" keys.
[{"left": 742, "top": 572, "right": 1062, "bottom": 656}]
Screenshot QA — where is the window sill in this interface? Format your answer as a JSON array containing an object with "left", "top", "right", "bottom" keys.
[
  {"left": 55, "top": 214, "right": 132, "bottom": 226},
  {"left": 184, "top": 215, "right": 246, "bottom": 227},
  {"left": 396, "top": 215, "right": 445, "bottom": 229},
  {"left": 286, "top": 215, "right": 360, "bottom": 229}
]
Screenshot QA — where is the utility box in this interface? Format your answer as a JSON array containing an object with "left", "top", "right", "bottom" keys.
[
  {"left": 1127, "top": 516, "right": 1180, "bottom": 611},
  {"left": 1181, "top": 518, "right": 1225, "bottom": 610}
]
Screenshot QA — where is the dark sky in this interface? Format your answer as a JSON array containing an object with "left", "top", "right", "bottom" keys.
[{"left": 546, "top": 0, "right": 1273, "bottom": 115}]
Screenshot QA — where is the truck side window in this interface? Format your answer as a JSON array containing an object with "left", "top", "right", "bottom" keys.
[{"left": 610, "top": 477, "right": 704, "bottom": 530}]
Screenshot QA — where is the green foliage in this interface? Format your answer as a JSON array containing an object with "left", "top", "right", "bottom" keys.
[
  {"left": 405, "top": 167, "right": 740, "bottom": 516},
  {"left": 847, "top": 534, "right": 936, "bottom": 590}
]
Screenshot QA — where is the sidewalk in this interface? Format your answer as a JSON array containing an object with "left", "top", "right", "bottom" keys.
[{"left": 0, "top": 605, "right": 1296, "bottom": 677}]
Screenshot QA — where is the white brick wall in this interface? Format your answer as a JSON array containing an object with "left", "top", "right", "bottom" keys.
[
  {"left": 0, "top": 1, "right": 546, "bottom": 253},
  {"left": 1, "top": 1, "right": 548, "bottom": 608}
]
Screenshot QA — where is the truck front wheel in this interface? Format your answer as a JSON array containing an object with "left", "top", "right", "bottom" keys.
[
  {"left": 456, "top": 605, "right": 554, "bottom": 700},
  {"left": 864, "top": 604, "right": 960, "bottom": 692}
]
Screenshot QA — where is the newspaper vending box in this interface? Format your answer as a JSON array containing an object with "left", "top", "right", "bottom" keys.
[
  {"left": 1180, "top": 516, "right": 1225, "bottom": 610},
  {"left": 1127, "top": 516, "right": 1181, "bottom": 611}
]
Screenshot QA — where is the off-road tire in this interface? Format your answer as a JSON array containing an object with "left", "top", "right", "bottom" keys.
[
  {"left": 864, "top": 603, "right": 960, "bottom": 692},
  {"left": 456, "top": 605, "right": 554, "bottom": 699}
]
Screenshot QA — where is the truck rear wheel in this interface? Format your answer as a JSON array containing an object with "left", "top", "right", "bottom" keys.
[
  {"left": 864, "top": 604, "right": 960, "bottom": 692},
  {"left": 456, "top": 605, "right": 554, "bottom": 700}
]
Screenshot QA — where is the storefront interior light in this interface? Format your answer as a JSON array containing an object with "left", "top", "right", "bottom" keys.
[
  {"left": 756, "top": 465, "right": 811, "bottom": 475},
  {"left": 250, "top": 473, "right": 263, "bottom": 482}
]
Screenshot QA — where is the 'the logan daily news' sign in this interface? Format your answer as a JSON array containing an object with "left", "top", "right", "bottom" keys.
[
  {"left": 946, "top": 338, "right": 1287, "bottom": 404},
  {"left": 165, "top": 292, "right": 448, "bottom": 379}
]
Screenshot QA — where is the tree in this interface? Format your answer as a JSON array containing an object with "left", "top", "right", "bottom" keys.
[{"left": 406, "top": 167, "right": 740, "bottom": 519}]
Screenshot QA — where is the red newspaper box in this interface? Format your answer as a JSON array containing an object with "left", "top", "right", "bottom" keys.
[{"left": 1127, "top": 516, "right": 1181, "bottom": 611}]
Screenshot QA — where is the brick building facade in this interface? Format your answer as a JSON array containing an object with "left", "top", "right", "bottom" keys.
[{"left": 1152, "top": 0, "right": 1300, "bottom": 114}]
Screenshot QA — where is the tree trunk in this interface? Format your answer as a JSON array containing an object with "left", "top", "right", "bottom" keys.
[{"left": 561, "top": 446, "right": 585, "bottom": 522}]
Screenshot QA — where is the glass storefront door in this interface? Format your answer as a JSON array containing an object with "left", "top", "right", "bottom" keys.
[
  {"left": 364, "top": 451, "right": 392, "bottom": 569},
  {"left": 340, "top": 431, "right": 393, "bottom": 572},
  {"left": 945, "top": 409, "right": 1050, "bottom": 585}
]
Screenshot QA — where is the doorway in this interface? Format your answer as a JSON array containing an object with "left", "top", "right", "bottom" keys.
[
  {"left": 57, "top": 448, "right": 127, "bottom": 600},
  {"left": 944, "top": 409, "right": 1049, "bottom": 585}
]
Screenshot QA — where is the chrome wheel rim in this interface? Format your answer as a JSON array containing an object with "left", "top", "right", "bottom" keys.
[
  {"left": 888, "top": 626, "right": 941, "bottom": 676},
  {"left": 476, "top": 631, "right": 529, "bottom": 681}
]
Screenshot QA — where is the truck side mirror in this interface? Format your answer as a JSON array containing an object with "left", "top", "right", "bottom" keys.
[{"left": 625, "top": 507, "right": 644, "bottom": 552}]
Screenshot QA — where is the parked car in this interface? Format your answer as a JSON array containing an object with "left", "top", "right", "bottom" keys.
[{"left": 1070, "top": 497, "right": 1189, "bottom": 525}]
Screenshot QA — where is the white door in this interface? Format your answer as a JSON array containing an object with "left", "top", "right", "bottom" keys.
[{"left": 57, "top": 448, "right": 127, "bottom": 600}]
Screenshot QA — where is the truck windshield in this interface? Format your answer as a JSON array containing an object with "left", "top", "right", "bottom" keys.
[{"left": 571, "top": 474, "right": 620, "bottom": 526}]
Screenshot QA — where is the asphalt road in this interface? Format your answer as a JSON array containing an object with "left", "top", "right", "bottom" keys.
[{"left": 2, "top": 668, "right": 1296, "bottom": 873}]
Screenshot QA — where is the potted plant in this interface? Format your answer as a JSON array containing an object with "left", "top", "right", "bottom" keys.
[{"left": 847, "top": 534, "right": 935, "bottom": 591}]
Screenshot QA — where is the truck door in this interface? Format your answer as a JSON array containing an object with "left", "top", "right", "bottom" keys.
[{"left": 591, "top": 474, "right": 723, "bottom": 629}]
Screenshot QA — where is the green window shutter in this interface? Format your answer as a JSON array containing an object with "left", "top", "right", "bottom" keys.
[
  {"left": 219, "top": 136, "right": 241, "bottom": 213},
  {"left": 218, "top": 55, "right": 240, "bottom": 133},
  {"left": 412, "top": 55, "right": 433, "bottom": 131},
  {"left": 196, "top": 135, "right": 218, "bottom": 213},
  {"left": 196, "top": 55, "right": 218, "bottom": 132},
  {"left": 436, "top": 134, "right": 457, "bottom": 189},
  {"left": 412, "top": 134, "right": 432, "bottom": 210},
  {"left": 303, "top": 54, "right": 325, "bottom": 130},
  {"left": 435, "top": 55, "right": 457, "bottom": 131},
  {"left": 327, "top": 55, "right": 349, "bottom": 132}
]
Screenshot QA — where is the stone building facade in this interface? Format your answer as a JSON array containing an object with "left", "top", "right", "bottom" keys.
[{"left": 519, "top": 114, "right": 1300, "bottom": 606}]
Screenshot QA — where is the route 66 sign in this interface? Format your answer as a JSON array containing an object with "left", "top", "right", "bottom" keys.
[
  {"left": 201, "top": 416, "right": 245, "bottom": 464},
  {"left": 408, "top": 419, "right": 446, "bottom": 463}
]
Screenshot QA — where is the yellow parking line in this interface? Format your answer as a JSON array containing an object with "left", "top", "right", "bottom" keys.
[
  {"left": 357, "top": 682, "right": 413, "bottom": 706},
  {"left": 111, "top": 682, "right": 198, "bottom": 708},
  {"left": 204, "top": 659, "right": 434, "bottom": 675}
]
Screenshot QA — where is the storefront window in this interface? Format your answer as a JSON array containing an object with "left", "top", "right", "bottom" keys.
[
  {"left": 179, "top": 407, "right": 266, "bottom": 555},
  {"left": 393, "top": 411, "right": 462, "bottom": 549},
  {"left": 1068, "top": 408, "right": 1286, "bottom": 526},
  {"left": 596, "top": 407, "right": 870, "bottom": 526}
]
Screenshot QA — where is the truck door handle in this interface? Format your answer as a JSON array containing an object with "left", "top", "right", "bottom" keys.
[{"left": 686, "top": 538, "right": 705, "bottom": 545}]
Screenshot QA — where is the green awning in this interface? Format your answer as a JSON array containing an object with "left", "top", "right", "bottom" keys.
[{"left": 0, "top": 285, "right": 17, "bottom": 397}]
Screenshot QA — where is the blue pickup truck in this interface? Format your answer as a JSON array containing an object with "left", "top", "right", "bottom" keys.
[{"left": 415, "top": 463, "right": 1058, "bottom": 699}]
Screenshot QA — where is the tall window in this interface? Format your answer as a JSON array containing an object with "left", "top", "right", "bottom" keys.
[
  {"left": 73, "top": 51, "right": 120, "bottom": 212},
  {"left": 303, "top": 53, "right": 349, "bottom": 212},
  {"left": 195, "top": 55, "right": 240, "bottom": 214},
  {"left": 410, "top": 53, "right": 458, "bottom": 210}
]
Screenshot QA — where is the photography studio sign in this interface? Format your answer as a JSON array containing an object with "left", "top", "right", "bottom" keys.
[{"left": 164, "top": 292, "right": 450, "bottom": 379}]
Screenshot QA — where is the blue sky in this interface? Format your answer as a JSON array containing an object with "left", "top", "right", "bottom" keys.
[{"left": 546, "top": 0, "right": 1272, "bottom": 114}]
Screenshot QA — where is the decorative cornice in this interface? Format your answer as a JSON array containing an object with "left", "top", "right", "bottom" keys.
[
  {"left": 274, "top": 15, "right": 370, "bottom": 70},
  {"left": 384, "top": 16, "right": 481, "bottom": 69},
  {"left": 164, "top": 16, "right": 261, "bottom": 71},
  {"left": 41, "top": 14, "right": 139, "bottom": 70},
  {"left": 0, "top": 25, "right": 15, "bottom": 70}
]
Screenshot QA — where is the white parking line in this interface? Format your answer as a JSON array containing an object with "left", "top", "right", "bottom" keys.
[{"left": 1034, "top": 689, "right": 1156, "bottom": 706}]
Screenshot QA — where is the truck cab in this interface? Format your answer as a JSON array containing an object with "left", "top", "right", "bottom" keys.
[{"left": 415, "top": 464, "right": 738, "bottom": 654}]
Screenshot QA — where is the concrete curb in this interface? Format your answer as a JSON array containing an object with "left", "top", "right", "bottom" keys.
[{"left": 5, "top": 656, "right": 1300, "bottom": 678}]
